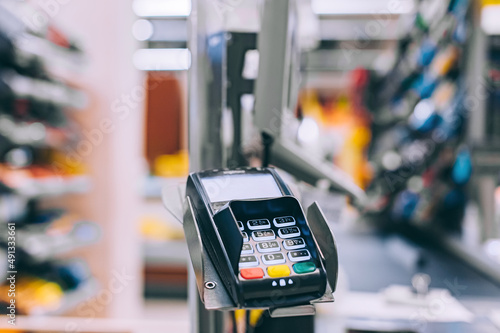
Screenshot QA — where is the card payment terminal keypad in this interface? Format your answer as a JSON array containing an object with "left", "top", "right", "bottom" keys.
[{"left": 238, "top": 216, "right": 317, "bottom": 281}]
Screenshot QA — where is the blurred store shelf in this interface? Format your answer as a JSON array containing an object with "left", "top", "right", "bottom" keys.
[
  {"left": 0, "top": 194, "right": 28, "bottom": 223},
  {"left": 414, "top": 226, "right": 500, "bottom": 286},
  {"left": 14, "top": 33, "right": 86, "bottom": 81},
  {"left": 6, "top": 175, "right": 91, "bottom": 199},
  {"left": 15, "top": 221, "right": 101, "bottom": 261},
  {"left": 143, "top": 176, "right": 185, "bottom": 199},
  {"left": 143, "top": 240, "right": 188, "bottom": 266},
  {"left": 143, "top": 240, "right": 188, "bottom": 298},
  {"left": 42, "top": 277, "right": 100, "bottom": 316},
  {"left": 2, "top": 71, "right": 87, "bottom": 109},
  {"left": 0, "top": 115, "right": 77, "bottom": 149}
]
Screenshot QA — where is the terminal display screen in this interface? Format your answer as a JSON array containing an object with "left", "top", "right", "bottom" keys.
[{"left": 201, "top": 173, "right": 283, "bottom": 203}]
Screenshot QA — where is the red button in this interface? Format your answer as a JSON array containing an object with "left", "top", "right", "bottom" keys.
[{"left": 240, "top": 268, "right": 264, "bottom": 280}]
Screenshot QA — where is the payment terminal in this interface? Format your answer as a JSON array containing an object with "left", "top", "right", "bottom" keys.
[{"left": 183, "top": 167, "right": 338, "bottom": 315}]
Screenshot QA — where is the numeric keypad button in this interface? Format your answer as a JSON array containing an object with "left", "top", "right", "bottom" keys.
[
  {"left": 237, "top": 221, "right": 244, "bottom": 230},
  {"left": 262, "top": 253, "right": 286, "bottom": 265},
  {"left": 241, "top": 243, "right": 254, "bottom": 254},
  {"left": 283, "top": 238, "right": 306, "bottom": 250},
  {"left": 288, "top": 250, "right": 311, "bottom": 262},
  {"left": 247, "top": 219, "right": 271, "bottom": 230},
  {"left": 278, "top": 227, "right": 300, "bottom": 239},
  {"left": 241, "top": 232, "right": 249, "bottom": 242},
  {"left": 273, "top": 216, "right": 296, "bottom": 227},
  {"left": 256, "top": 241, "right": 280, "bottom": 253},
  {"left": 239, "top": 255, "right": 259, "bottom": 267},
  {"left": 251, "top": 230, "right": 275, "bottom": 241}
]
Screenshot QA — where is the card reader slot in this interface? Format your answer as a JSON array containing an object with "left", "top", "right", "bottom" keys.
[
  {"left": 183, "top": 196, "right": 237, "bottom": 309},
  {"left": 213, "top": 207, "right": 244, "bottom": 275},
  {"left": 183, "top": 196, "right": 205, "bottom": 296},
  {"left": 196, "top": 210, "right": 240, "bottom": 304}
]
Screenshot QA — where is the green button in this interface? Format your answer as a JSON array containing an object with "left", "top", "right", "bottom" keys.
[{"left": 293, "top": 262, "right": 316, "bottom": 274}]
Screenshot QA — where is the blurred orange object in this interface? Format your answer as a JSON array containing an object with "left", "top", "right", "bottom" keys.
[{"left": 298, "top": 69, "right": 373, "bottom": 188}]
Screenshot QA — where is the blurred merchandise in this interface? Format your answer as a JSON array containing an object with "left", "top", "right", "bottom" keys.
[
  {"left": 0, "top": 164, "right": 90, "bottom": 197},
  {"left": 154, "top": 150, "right": 189, "bottom": 178},
  {"left": 297, "top": 69, "right": 373, "bottom": 189},
  {"left": 0, "top": 276, "right": 64, "bottom": 315},
  {"left": 0, "top": 272, "right": 98, "bottom": 315},
  {"left": 486, "top": 36, "right": 500, "bottom": 141},
  {"left": 362, "top": 0, "right": 472, "bottom": 233},
  {"left": 140, "top": 215, "right": 184, "bottom": 242},
  {"left": 0, "top": 0, "right": 99, "bottom": 321},
  {"left": 144, "top": 72, "right": 186, "bottom": 173}
]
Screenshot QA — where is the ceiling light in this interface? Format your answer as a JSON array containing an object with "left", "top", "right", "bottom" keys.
[
  {"left": 132, "top": 19, "right": 154, "bottom": 41},
  {"left": 311, "top": 0, "right": 414, "bottom": 15},
  {"left": 132, "top": 0, "right": 191, "bottom": 17},
  {"left": 133, "top": 48, "right": 191, "bottom": 71}
]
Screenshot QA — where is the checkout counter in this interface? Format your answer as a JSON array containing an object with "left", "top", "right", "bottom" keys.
[{"left": 175, "top": 0, "right": 500, "bottom": 332}]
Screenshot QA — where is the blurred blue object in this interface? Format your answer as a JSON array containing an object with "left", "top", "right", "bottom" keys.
[
  {"left": 443, "top": 188, "right": 467, "bottom": 207},
  {"left": 452, "top": 148, "right": 472, "bottom": 185},
  {"left": 419, "top": 39, "right": 437, "bottom": 67},
  {"left": 392, "top": 190, "right": 420, "bottom": 220},
  {"left": 409, "top": 99, "right": 440, "bottom": 132},
  {"left": 412, "top": 72, "right": 438, "bottom": 99}
]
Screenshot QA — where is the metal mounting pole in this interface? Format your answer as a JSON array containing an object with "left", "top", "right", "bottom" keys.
[{"left": 188, "top": 0, "right": 227, "bottom": 332}]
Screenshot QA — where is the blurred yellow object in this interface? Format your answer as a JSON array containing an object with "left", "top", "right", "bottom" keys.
[
  {"left": 299, "top": 90, "right": 324, "bottom": 122},
  {"left": 234, "top": 309, "right": 246, "bottom": 321},
  {"left": 140, "top": 215, "right": 184, "bottom": 241},
  {"left": 232, "top": 309, "right": 265, "bottom": 331},
  {"left": 482, "top": 0, "right": 500, "bottom": 6},
  {"left": 338, "top": 125, "right": 373, "bottom": 188},
  {"left": 249, "top": 309, "right": 265, "bottom": 326},
  {"left": 0, "top": 277, "right": 63, "bottom": 314},
  {"left": 298, "top": 86, "right": 372, "bottom": 189},
  {"left": 154, "top": 150, "right": 189, "bottom": 178},
  {"left": 50, "top": 150, "right": 88, "bottom": 175},
  {"left": 431, "top": 46, "right": 459, "bottom": 77}
]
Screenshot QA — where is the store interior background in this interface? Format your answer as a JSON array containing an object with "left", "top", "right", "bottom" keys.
[{"left": 1, "top": 0, "right": 500, "bottom": 332}]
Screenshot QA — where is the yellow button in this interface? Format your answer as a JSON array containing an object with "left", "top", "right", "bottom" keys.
[{"left": 267, "top": 265, "right": 291, "bottom": 278}]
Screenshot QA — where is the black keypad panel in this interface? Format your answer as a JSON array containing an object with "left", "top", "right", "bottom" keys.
[
  {"left": 247, "top": 219, "right": 271, "bottom": 230},
  {"left": 283, "top": 238, "right": 306, "bottom": 250},
  {"left": 239, "top": 255, "right": 259, "bottom": 267},
  {"left": 288, "top": 250, "right": 311, "bottom": 262},
  {"left": 273, "top": 216, "right": 296, "bottom": 227},
  {"left": 262, "top": 253, "right": 286, "bottom": 265},
  {"left": 241, "top": 243, "right": 254, "bottom": 254},
  {"left": 237, "top": 214, "right": 316, "bottom": 280},
  {"left": 256, "top": 241, "right": 280, "bottom": 253},
  {"left": 251, "top": 230, "right": 276, "bottom": 241},
  {"left": 278, "top": 226, "right": 300, "bottom": 239}
]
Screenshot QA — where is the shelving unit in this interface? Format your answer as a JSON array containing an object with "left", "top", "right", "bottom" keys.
[
  {"left": 141, "top": 174, "right": 187, "bottom": 297},
  {"left": 0, "top": 0, "right": 100, "bottom": 321},
  {"left": 364, "top": 0, "right": 472, "bottom": 229},
  {"left": 133, "top": 4, "right": 190, "bottom": 299},
  {"left": 1, "top": 0, "right": 146, "bottom": 326}
]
